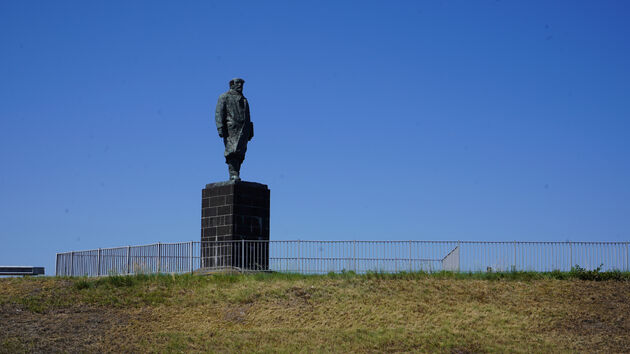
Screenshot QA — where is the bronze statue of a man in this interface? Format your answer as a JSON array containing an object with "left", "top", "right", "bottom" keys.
[{"left": 215, "top": 78, "right": 254, "bottom": 181}]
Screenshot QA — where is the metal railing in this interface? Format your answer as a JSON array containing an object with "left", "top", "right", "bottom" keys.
[{"left": 56, "top": 240, "right": 630, "bottom": 277}]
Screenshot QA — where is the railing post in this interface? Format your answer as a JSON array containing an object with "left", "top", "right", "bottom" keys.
[
  {"left": 189, "top": 241, "right": 193, "bottom": 274},
  {"left": 569, "top": 241, "right": 573, "bottom": 271},
  {"left": 241, "top": 239, "right": 245, "bottom": 271},
  {"left": 97, "top": 248, "right": 101, "bottom": 276},
  {"left": 126, "top": 246, "right": 131, "bottom": 274},
  {"left": 55, "top": 253, "right": 59, "bottom": 276},
  {"left": 353, "top": 240, "right": 357, "bottom": 273},
  {"left": 408, "top": 240, "right": 412, "bottom": 272},
  {"left": 70, "top": 251, "right": 74, "bottom": 276},
  {"left": 626, "top": 241, "right": 629, "bottom": 272},
  {"left": 297, "top": 240, "right": 301, "bottom": 273},
  {"left": 457, "top": 241, "right": 461, "bottom": 272},
  {"left": 513, "top": 241, "right": 517, "bottom": 272},
  {"left": 157, "top": 242, "right": 161, "bottom": 273}
]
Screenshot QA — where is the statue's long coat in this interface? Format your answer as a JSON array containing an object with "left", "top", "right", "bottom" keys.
[{"left": 215, "top": 90, "right": 254, "bottom": 160}]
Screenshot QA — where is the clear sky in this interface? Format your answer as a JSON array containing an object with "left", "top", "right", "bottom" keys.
[{"left": 1, "top": 1, "right": 629, "bottom": 275}]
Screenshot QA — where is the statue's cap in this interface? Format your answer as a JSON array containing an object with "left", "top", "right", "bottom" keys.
[{"left": 229, "top": 78, "right": 245, "bottom": 86}]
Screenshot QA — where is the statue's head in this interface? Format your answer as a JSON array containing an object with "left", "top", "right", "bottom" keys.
[{"left": 229, "top": 78, "right": 245, "bottom": 94}]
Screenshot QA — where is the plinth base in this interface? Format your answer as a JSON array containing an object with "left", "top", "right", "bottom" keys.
[{"left": 201, "top": 180, "right": 270, "bottom": 270}]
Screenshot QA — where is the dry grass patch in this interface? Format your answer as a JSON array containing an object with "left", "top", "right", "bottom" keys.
[{"left": 1, "top": 273, "right": 629, "bottom": 353}]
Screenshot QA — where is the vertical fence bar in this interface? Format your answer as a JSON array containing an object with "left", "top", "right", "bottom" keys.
[
  {"left": 241, "top": 239, "right": 245, "bottom": 271},
  {"left": 157, "top": 242, "right": 161, "bottom": 273},
  {"left": 189, "top": 241, "right": 193, "bottom": 274},
  {"left": 408, "top": 240, "right": 412, "bottom": 272},
  {"left": 97, "top": 248, "right": 101, "bottom": 276},
  {"left": 352, "top": 240, "right": 357, "bottom": 273},
  {"left": 126, "top": 246, "right": 131, "bottom": 274},
  {"left": 395, "top": 241, "right": 398, "bottom": 272},
  {"left": 513, "top": 241, "right": 516, "bottom": 271},
  {"left": 70, "top": 251, "right": 74, "bottom": 276},
  {"left": 569, "top": 241, "right": 573, "bottom": 270},
  {"left": 457, "top": 241, "right": 461, "bottom": 272},
  {"left": 626, "top": 241, "right": 629, "bottom": 272}
]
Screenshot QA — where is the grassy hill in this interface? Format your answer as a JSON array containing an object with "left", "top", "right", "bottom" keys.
[{"left": 1, "top": 271, "right": 629, "bottom": 353}]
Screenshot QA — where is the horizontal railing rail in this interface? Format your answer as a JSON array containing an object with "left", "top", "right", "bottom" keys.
[{"left": 56, "top": 240, "right": 630, "bottom": 277}]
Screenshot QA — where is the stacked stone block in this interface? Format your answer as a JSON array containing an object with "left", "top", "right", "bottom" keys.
[{"left": 201, "top": 181, "right": 270, "bottom": 270}]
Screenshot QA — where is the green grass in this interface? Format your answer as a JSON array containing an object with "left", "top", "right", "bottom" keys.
[
  {"left": 66, "top": 268, "right": 630, "bottom": 291},
  {"left": 1, "top": 270, "right": 629, "bottom": 353}
]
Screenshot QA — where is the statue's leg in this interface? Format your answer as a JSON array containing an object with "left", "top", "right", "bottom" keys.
[{"left": 226, "top": 156, "right": 242, "bottom": 181}]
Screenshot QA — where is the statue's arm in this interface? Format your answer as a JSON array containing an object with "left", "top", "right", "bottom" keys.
[{"left": 215, "top": 96, "right": 226, "bottom": 137}]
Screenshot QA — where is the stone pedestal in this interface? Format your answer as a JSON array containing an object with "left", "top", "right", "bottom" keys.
[{"left": 201, "top": 181, "right": 270, "bottom": 270}]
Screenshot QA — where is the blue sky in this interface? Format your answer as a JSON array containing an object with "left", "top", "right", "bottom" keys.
[{"left": 1, "top": 1, "right": 629, "bottom": 274}]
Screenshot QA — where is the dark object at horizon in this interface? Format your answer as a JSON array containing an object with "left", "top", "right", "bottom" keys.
[
  {"left": 215, "top": 78, "right": 254, "bottom": 181},
  {"left": 0, "top": 266, "right": 45, "bottom": 276},
  {"left": 201, "top": 180, "right": 270, "bottom": 270}
]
